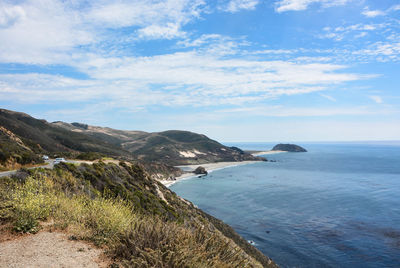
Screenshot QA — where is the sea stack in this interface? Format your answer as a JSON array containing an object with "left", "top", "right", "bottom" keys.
[
  {"left": 272, "top": 144, "right": 307, "bottom": 152},
  {"left": 194, "top": 166, "right": 208, "bottom": 175}
]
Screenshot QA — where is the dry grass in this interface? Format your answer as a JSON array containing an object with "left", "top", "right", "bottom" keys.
[{"left": 0, "top": 169, "right": 264, "bottom": 267}]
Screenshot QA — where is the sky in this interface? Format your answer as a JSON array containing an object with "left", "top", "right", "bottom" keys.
[{"left": 0, "top": 0, "right": 399, "bottom": 142}]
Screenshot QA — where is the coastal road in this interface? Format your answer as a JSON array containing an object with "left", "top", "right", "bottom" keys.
[{"left": 0, "top": 159, "right": 93, "bottom": 178}]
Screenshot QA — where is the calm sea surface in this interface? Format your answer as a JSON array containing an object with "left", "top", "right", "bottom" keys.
[{"left": 170, "top": 143, "right": 400, "bottom": 267}]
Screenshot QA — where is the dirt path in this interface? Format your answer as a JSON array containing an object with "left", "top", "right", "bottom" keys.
[{"left": 0, "top": 231, "right": 108, "bottom": 268}]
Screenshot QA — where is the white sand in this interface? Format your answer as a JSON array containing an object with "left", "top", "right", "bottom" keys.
[
  {"left": 251, "top": 150, "right": 286, "bottom": 156},
  {"left": 159, "top": 172, "right": 197, "bottom": 187},
  {"left": 160, "top": 160, "right": 261, "bottom": 187}
]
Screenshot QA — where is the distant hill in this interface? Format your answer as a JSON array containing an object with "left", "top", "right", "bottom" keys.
[
  {"left": 54, "top": 122, "right": 264, "bottom": 165},
  {"left": 272, "top": 143, "right": 307, "bottom": 152},
  {"left": 0, "top": 109, "right": 264, "bottom": 168}
]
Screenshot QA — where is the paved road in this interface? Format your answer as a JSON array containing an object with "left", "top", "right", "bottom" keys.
[{"left": 0, "top": 159, "right": 92, "bottom": 178}]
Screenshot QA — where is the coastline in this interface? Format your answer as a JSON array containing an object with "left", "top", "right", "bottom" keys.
[
  {"left": 159, "top": 160, "right": 261, "bottom": 187},
  {"left": 251, "top": 150, "right": 286, "bottom": 156},
  {"left": 159, "top": 150, "right": 287, "bottom": 187}
]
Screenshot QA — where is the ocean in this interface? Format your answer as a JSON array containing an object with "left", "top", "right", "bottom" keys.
[{"left": 170, "top": 143, "right": 400, "bottom": 268}]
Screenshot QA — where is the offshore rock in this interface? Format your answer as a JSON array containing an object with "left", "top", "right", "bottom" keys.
[{"left": 272, "top": 144, "right": 307, "bottom": 152}]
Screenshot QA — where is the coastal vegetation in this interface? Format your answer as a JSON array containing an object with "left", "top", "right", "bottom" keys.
[
  {"left": 0, "top": 162, "right": 277, "bottom": 267},
  {"left": 0, "top": 126, "right": 43, "bottom": 170}
]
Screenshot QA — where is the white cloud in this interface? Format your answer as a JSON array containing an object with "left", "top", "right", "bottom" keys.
[
  {"left": 361, "top": 4, "right": 400, "bottom": 18},
  {"left": 362, "top": 8, "right": 386, "bottom": 18},
  {"left": 222, "top": 0, "right": 260, "bottom": 13},
  {"left": 354, "top": 32, "right": 368, "bottom": 39},
  {"left": 0, "top": 49, "right": 366, "bottom": 109},
  {"left": 354, "top": 42, "right": 400, "bottom": 62},
  {"left": 0, "top": 4, "right": 25, "bottom": 28},
  {"left": 248, "top": 49, "right": 297, "bottom": 55},
  {"left": 178, "top": 34, "right": 232, "bottom": 47},
  {"left": 87, "top": 0, "right": 205, "bottom": 28},
  {"left": 0, "top": 1, "right": 93, "bottom": 64},
  {"left": 319, "top": 93, "right": 336, "bottom": 102},
  {"left": 369, "top": 95, "right": 383, "bottom": 104},
  {"left": 389, "top": 5, "right": 400, "bottom": 11},
  {"left": 137, "top": 23, "right": 184, "bottom": 39},
  {"left": 334, "top": 24, "right": 380, "bottom": 32},
  {"left": 275, "top": 0, "right": 350, "bottom": 13},
  {"left": 320, "top": 23, "right": 387, "bottom": 41},
  {"left": 177, "top": 34, "right": 247, "bottom": 55},
  {"left": 217, "top": 105, "right": 396, "bottom": 117},
  {"left": 0, "top": 0, "right": 207, "bottom": 64}
]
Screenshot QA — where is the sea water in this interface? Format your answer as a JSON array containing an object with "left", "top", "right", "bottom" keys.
[{"left": 170, "top": 143, "right": 400, "bottom": 267}]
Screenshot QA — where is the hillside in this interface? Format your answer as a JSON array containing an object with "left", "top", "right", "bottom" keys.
[
  {"left": 0, "top": 162, "right": 277, "bottom": 267},
  {"left": 122, "top": 130, "right": 264, "bottom": 164},
  {"left": 0, "top": 109, "right": 130, "bottom": 158},
  {"left": 53, "top": 121, "right": 265, "bottom": 165},
  {"left": 0, "top": 126, "right": 43, "bottom": 170},
  {"left": 0, "top": 108, "right": 264, "bottom": 179}
]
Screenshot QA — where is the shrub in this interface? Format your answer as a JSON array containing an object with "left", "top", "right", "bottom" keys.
[
  {"left": 76, "top": 152, "right": 105, "bottom": 161},
  {"left": 0, "top": 165, "right": 268, "bottom": 267},
  {"left": 13, "top": 213, "right": 40, "bottom": 233}
]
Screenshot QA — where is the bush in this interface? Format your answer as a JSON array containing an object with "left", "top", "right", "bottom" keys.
[
  {"left": 0, "top": 165, "right": 269, "bottom": 267},
  {"left": 13, "top": 213, "right": 40, "bottom": 233},
  {"left": 76, "top": 152, "right": 105, "bottom": 161}
]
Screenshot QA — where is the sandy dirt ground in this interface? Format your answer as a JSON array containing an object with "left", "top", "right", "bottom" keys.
[{"left": 0, "top": 231, "right": 108, "bottom": 268}]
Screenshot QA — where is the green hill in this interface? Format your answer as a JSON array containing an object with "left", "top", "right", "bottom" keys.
[
  {"left": 0, "top": 108, "right": 264, "bottom": 175},
  {"left": 0, "top": 109, "right": 130, "bottom": 158},
  {"left": 53, "top": 122, "right": 265, "bottom": 165}
]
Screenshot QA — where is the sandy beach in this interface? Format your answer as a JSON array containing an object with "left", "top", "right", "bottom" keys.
[
  {"left": 159, "top": 160, "right": 261, "bottom": 187},
  {"left": 159, "top": 151, "right": 288, "bottom": 187},
  {"left": 251, "top": 150, "right": 286, "bottom": 156}
]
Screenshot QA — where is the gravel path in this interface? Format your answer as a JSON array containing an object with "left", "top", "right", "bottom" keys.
[{"left": 0, "top": 231, "right": 107, "bottom": 268}]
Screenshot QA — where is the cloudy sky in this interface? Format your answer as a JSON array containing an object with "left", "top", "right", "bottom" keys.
[{"left": 1, "top": 0, "right": 399, "bottom": 142}]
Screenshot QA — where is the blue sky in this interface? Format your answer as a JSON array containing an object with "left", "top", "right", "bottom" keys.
[{"left": 0, "top": 0, "right": 399, "bottom": 142}]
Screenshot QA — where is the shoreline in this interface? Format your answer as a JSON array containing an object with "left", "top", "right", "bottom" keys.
[
  {"left": 251, "top": 150, "right": 286, "bottom": 156},
  {"left": 159, "top": 160, "right": 261, "bottom": 187}
]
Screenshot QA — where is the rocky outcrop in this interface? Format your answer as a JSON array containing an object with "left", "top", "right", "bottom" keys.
[
  {"left": 193, "top": 166, "right": 208, "bottom": 175},
  {"left": 272, "top": 144, "right": 307, "bottom": 152}
]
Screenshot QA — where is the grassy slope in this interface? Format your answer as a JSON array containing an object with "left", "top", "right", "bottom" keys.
[
  {"left": 0, "top": 162, "right": 277, "bottom": 267},
  {"left": 54, "top": 121, "right": 264, "bottom": 165},
  {"left": 0, "top": 129, "right": 43, "bottom": 170},
  {"left": 0, "top": 109, "right": 129, "bottom": 158},
  {"left": 123, "top": 130, "right": 264, "bottom": 165},
  {"left": 1, "top": 108, "right": 264, "bottom": 166}
]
